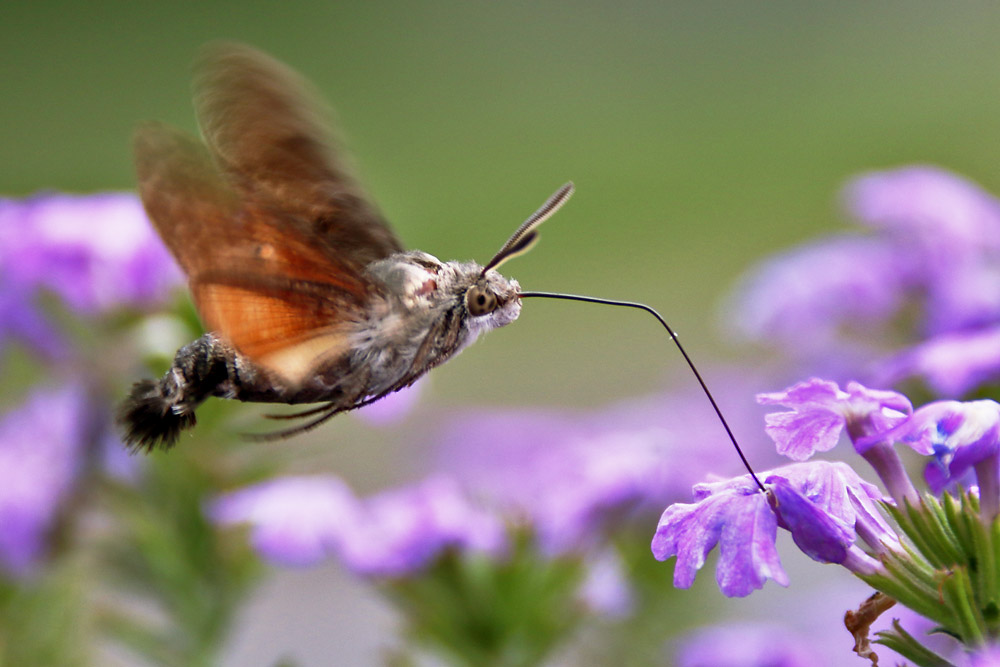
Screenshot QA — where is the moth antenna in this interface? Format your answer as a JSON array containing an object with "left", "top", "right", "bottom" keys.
[
  {"left": 518, "top": 291, "right": 765, "bottom": 493},
  {"left": 482, "top": 182, "right": 574, "bottom": 275}
]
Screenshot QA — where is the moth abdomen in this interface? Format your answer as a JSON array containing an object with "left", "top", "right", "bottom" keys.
[
  {"left": 117, "top": 334, "right": 237, "bottom": 452},
  {"left": 117, "top": 378, "right": 198, "bottom": 452}
]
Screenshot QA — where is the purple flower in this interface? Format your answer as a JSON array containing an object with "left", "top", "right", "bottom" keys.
[
  {"left": 877, "top": 326, "right": 1000, "bottom": 397},
  {"left": 210, "top": 474, "right": 506, "bottom": 577},
  {"left": 880, "top": 400, "right": 1000, "bottom": 516},
  {"left": 675, "top": 623, "right": 819, "bottom": 667},
  {"left": 208, "top": 476, "right": 358, "bottom": 567},
  {"left": 0, "top": 192, "right": 182, "bottom": 315},
  {"left": 0, "top": 385, "right": 89, "bottom": 576},
  {"left": 845, "top": 166, "right": 1000, "bottom": 256},
  {"left": 431, "top": 382, "right": 765, "bottom": 555},
  {"left": 337, "top": 476, "right": 507, "bottom": 577},
  {"left": 652, "top": 461, "right": 893, "bottom": 597},
  {"left": 725, "top": 236, "right": 905, "bottom": 352},
  {"left": 759, "top": 378, "right": 918, "bottom": 504},
  {"left": 728, "top": 166, "right": 1000, "bottom": 397},
  {"left": 757, "top": 378, "right": 911, "bottom": 459}
]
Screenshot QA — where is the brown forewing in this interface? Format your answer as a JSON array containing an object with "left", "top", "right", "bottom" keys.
[
  {"left": 134, "top": 122, "right": 374, "bottom": 382},
  {"left": 193, "top": 42, "right": 404, "bottom": 265}
]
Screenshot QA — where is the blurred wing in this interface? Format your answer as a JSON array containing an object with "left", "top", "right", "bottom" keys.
[
  {"left": 194, "top": 42, "right": 403, "bottom": 265},
  {"left": 134, "top": 122, "right": 371, "bottom": 383}
]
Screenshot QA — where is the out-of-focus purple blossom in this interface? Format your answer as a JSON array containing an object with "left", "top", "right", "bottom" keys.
[
  {"left": 0, "top": 192, "right": 182, "bottom": 316},
  {"left": 208, "top": 476, "right": 358, "bottom": 567},
  {"left": 337, "top": 476, "right": 507, "bottom": 577},
  {"left": 845, "top": 166, "right": 1000, "bottom": 254},
  {"left": 652, "top": 461, "right": 895, "bottom": 597},
  {"left": 210, "top": 475, "right": 506, "bottom": 576},
  {"left": 354, "top": 380, "right": 424, "bottom": 426},
  {"left": 845, "top": 166, "right": 1000, "bottom": 337},
  {"left": 757, "top": 378, "right": 911, "bottom": 459},
  {"left": 0, "top": 384, "right": 89, "bottom": 577},
  {"left": 432, "top": 381, "right": 766, "bottom": 555},
  {"left": 729, "top": 166, "right": 1000, "bottom": 396},
  {"left": 876, "top": 326, "right": 1000, "bottom": 397},
  {"left": 675, "top": 623, "right": 819, "bottom": 667},
  {"left": 725, "top": 236, "right": 905, "bottom": 352}
]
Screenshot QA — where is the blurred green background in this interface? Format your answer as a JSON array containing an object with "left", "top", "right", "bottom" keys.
[{"left": 6, "top": 1, "right": 1000, "bottom": 663}]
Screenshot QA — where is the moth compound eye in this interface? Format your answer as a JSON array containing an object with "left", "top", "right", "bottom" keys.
[{"left": 466, "top": 285, "right": 498, "bottom": 317}]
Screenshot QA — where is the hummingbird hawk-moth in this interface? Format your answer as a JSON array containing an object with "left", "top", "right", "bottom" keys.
[{"left": 118, "top": 43, "right": 573, "bottom": 451}]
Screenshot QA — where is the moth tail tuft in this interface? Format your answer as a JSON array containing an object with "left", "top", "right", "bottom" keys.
[{"left": 116, "top": 379, "right": 196, "bottom": 453}]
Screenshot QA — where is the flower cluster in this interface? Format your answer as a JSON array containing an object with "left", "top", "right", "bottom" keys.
[
  {"left": 653, "top": 377, "right": 1000, "bottom": 662},
  {"left": 209, "top": 474, "right": 506, "bottom": 576},
  {"left": 728, "top": 166, "right": 1000, "bottom": 396},
  {"left": 0, "top": 193, "right": 181, "bottom": 360},
  {"left": 0, "top": 192, "right": 181, "bottom": 578}
]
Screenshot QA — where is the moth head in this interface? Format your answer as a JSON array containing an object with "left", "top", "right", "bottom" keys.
[{"left": 462, "top": 268, "right": 522, "bottom": 330}]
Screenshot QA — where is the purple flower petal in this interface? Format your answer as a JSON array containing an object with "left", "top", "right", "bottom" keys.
[
  {"left": 758, "top": 378, "right": 911, "bottom": 459},
  {"left": 879, "top": 400, "right": 1000, "bottom": 491},
  {"left": 652, "top": 475, "right": 787, "bottom": 598},
  {"left": 767, "top": 476, "right": 852, "bottom": 563},
  {"left": 208, "top": 476, "right": 358, "bottom": 567},
  {"left": 766, "top": 461, "right": 897, "bottom": 561},
  {"left": 0, "top": 282, "right": 66, "bottom": 360}
]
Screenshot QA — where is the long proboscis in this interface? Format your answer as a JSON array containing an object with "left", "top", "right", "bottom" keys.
[
  {"left": 482, "top": 182, "right": 575, "bottom": 275},
  {"left": 518, "top": 290, "right": 765, "bottom": 492}
]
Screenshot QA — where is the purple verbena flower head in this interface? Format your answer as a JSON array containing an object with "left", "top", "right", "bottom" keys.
[
  {"left": 0, "top": 192, "right": 182, "bottom": 315},
  {"left": 757, "top": 378, "right": 911, "bottom": 459},
  {"left": 208, "top": 475, "right": 358, "bottom": 567},
  {"left": 337, "top": 475, "right": 507, "bottom": 577},
  {"left": 0, "top": 384, "right": 89, "bottom": 577},
  {"left": 652, "top": 461, "right": 894, "bottom": 597}
]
